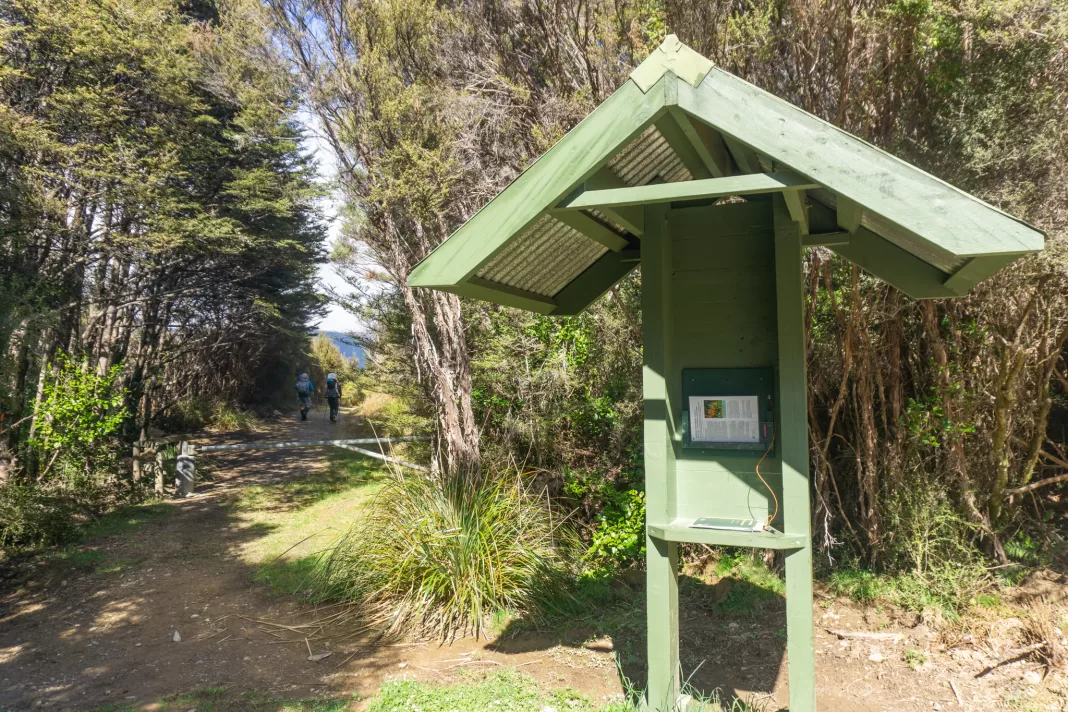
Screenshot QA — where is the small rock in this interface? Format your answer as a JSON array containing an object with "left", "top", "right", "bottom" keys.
[
  {"left": 308, "top": 652, "right": 332, "bottom": 662},
  {"left": 134, "top": 643, "right": 141, "bottom": 647},
  {"left": 172, "top": 631, "right": 181, "bottom": 643},
  {"left": 191, "top": 614, "right": 199, "bottom": 619},
  {"left": 397, "top": 662, "right": 407, "bottom": 668},
  {"left": 868, "top": 650, "right": 885, "bottom": 663},
  {"left": 243, "top": 656, "right": 251, "bottom": 661},
  {"left": 1023, "top": 670, "right": 1042, "bottom": 684}
]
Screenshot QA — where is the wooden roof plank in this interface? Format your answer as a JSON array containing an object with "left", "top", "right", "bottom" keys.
[
  {"left": 676, "top": 71, "right": 1043, "bottom": 259},
  {"left": 563, "top": 171, "right": 820, "bottom": 211}
]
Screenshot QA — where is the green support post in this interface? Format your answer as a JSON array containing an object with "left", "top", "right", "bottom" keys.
[
  {"left": 774, "top": 195, "right": 817, "bottom": 712},
  {"left": 643, "top": 203, "right": 680, "bottom": 711}
]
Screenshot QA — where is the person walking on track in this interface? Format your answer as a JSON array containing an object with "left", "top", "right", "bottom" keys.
[
  {"left": 295, "top": 373, "right": 314, "bottom": 421},
  {"left": 325, "top": 372, "right": 342, "bottom": 424}
]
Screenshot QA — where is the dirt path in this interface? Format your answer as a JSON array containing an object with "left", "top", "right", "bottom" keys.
[
  {"left": 1, "top": 414, "right": 1065, "bottom": 711},
  {"left": 0, "top": 414, "right": 624, "bottom": 711}
]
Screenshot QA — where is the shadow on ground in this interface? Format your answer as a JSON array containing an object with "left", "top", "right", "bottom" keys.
[
  {"left": 0, "top": 414, "right": 399, "bottom": 711},
  {"left": 491, "top": 569, "right": 789, "bottom": 708}
]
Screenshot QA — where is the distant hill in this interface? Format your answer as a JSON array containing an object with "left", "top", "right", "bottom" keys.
[{"left": 317, "top": 331, "right": 366, "bottom": 367}]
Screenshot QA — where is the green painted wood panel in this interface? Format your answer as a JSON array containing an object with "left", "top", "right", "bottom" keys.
[{"left": 664, "top": 200, "right": 784, "bottom": 528}]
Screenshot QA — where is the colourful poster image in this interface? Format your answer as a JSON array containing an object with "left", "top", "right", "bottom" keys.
[{"left": 703, "top": 399, "right": 725, "bottom": 419}]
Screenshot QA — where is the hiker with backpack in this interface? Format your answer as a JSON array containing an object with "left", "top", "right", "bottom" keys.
[
  {"left": 325, "top": 373, "right": 343, "bottom": 424},
  {"left": 295, "top": 373, "right": 314, "bottom": 421}
]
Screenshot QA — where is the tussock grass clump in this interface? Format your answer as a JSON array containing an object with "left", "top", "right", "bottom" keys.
[
  {"left": 208, "top": 402, "right": 260, "bottom": 433},
  {"left": 317, "top": 471, "right": 574, "bottom": 638}
]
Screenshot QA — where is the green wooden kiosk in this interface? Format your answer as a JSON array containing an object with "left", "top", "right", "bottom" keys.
[{"left": 409, "top": 36, "right": 1043, "bottom": 711}]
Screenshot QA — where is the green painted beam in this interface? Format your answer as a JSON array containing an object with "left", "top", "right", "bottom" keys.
[
  {"left": 408, "top": 75, "right": 669, "bottom": 288},
  {"left": 942, "top": 252, "right": 1024, "bottom": 295},
  {"left": 562, "top": 171, "right": 819, "bottom": 211},
  {"left": 669, "top": 107, "right": 731, "bottom": 178},
  {"left": 802, "top": 231, "right": 850, "bottom": 247},
  {"left": 585, "top": 167, "right": 646, "bottom": 237},
  {"left": 721, "top": 134, "right": 760, "bottom": 174},
  {"left": 551, "top": 249, "right": 639, "bottom": 316},
  {"left": 837, "top": 195, "right": 863, "bottom": 233},
  {"left": 829, "top": 228, "right": 961, "bottom": 299},
  {"left": 647, "top": 522, "right": 807, "bottom": 549},
  {"left": 783, "top": 189, "right": 810, "bottom": 235},
  {"left": 654, "top": 113, "right": 713, "bottom": 180},
  {"left": 642, "top": 203, "right": 679, "bottom": 712},
  {"left": 547, "top": 209, "right": 629, "bottom": 251},
  {"left": 773, "top": 194, "right": 817, "bottom": 712},
  {"left": 449, "top": 279, "right": 557, "bottom": 314}
]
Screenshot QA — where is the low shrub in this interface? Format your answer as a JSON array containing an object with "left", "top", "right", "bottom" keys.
[
  {"left": 355, "top": 391, "right": 428, "bottom": 437},
  {"left": 316, "top": 471, "right": 574, "bottom": 638},
  {"left": 208, "top": 402, "right": 259, "bottom": 433},
  {"left": 0, "top": 481, "right": 81, "bottom": 550}
]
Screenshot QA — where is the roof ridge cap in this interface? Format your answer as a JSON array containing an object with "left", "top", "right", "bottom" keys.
[{"left": 630, "top": 34, "right": 713, "bottom": 93}]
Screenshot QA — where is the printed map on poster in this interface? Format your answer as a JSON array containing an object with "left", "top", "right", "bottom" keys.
[{"left": 688, "top": 395, "right": 759, "bottom": 443}]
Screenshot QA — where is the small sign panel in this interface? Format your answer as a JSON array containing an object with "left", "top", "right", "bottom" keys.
[{"left": 687, "top": 395, "right": 759, "bottom": 443}]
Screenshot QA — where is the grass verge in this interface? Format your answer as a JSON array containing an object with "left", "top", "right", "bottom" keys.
[
  {"left": 88, "top": 685, "right": 357, "bottom": 711},
  {"left": 231, "top": 448, "right": 386, "bottom": 596}
]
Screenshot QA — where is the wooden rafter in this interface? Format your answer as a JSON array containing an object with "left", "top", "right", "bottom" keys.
[{"left": 562, "top": 172, "right": 820, "bottom": 211}]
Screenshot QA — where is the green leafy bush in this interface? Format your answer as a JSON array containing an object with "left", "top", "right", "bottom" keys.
[
  {"left": 316, "top": 471, "right": 574, "bottom": 638},
  {"left": 585, "top": 488, "right": 646, "bottom": 572},
  {"left": 0, "top": 482, "right": 80, "bottom": 550},
  {"left": 30, "top": 352, "right": 127, "bottom": 482}
]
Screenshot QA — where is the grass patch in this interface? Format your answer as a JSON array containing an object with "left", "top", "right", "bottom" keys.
[
  {"left": 367, "top": 670, "right": 627, "bottom": 712},
  {"left": 366, "top": 670, "right": 769, "bottom": 712},
  {"left": 82, "top": 502, "right": 175, "bottom": 540},
  {"left": 827, "top": 563, "right": 989, "bottom": 618},
  {"left": 94, "top": 685, "right": 360, "bottom": 711},
  {"left": 233, "top": 449, "right": 386, "bottom": 597},
  {"left": 712, "top": 551, "right": 785, "bottom": 617},
  {"left": 904, "top": 648, "right": 927, "bottom": 670}
]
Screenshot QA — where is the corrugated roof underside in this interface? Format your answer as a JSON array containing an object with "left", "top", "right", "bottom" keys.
[
  {"left": 476, "top": 214, "right": 608, "bottom": 297},
  {"left": 608, "top": 125, "right": 692, "bottom": 186}
]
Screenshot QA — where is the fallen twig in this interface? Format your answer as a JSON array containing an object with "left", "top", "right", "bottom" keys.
[
  {"left": 444, "top": 659, "right": 502, "bottom": 670},
  {"left": 975, "top": 642, "right": 1046, "bottom": 677},
  {"left": 826, "top": 629, "right": 903, "bottom": 642},
  {"left": 949, "top": 680, "right": 964, "bottom": 707}
]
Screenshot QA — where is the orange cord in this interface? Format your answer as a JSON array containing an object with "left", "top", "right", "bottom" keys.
[{"left": 755, "top": 431, "right": 778, "bottom": 530}]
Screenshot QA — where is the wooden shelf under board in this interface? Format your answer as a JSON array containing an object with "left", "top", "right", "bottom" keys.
[{"left": 647, "top": 520, "right": 808, "bottom": 549}]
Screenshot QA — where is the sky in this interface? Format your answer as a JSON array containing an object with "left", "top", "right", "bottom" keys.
[{"left": 302, "top": 113, "right": 364, "bottom": 335}]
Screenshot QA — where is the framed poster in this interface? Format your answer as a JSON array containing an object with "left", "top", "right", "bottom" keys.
[{"left": 681, "top": 368, "right": 774, "bottom": 452}]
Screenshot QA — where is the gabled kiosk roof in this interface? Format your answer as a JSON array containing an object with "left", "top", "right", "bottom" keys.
[{"left": 408, "top": 36, "right": 1044, "bottom": 315}]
